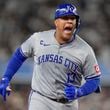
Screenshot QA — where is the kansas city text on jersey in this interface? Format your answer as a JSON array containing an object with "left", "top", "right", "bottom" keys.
[{"left": 36, "top": 54, "right": 79, "bottom": 73}]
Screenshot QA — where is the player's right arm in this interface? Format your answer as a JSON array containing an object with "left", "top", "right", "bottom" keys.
[
  {"left": 0, "top": 48, "right": 27, "bottom": 101},
  {"left": 0, "top": 33, "right": 36, "bottom": 101}
]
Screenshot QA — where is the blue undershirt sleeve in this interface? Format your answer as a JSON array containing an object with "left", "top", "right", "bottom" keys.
[
  {"left": 77, "top": 77, "right": 100, "bottom": 97},
  {"left": 3, "top": 47, "right": 27, "bottom": 81}
]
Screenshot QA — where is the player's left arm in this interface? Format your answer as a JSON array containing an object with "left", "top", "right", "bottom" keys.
[
  {"left": 64, "top": 76, "right": 101, "bottom": 100},
  {"left": 65, "top": 47, "right": 101, "bottom": 101}
]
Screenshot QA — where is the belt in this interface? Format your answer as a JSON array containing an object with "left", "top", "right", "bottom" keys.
[
  {"left": 32, "top": 89, "right": 69, "bottom": 104},
  {"left": 50, "top": 98, "right": 69, "bottom": 104}
]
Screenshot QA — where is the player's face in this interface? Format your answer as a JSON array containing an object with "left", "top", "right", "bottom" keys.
[{"left": 54, "top": 15, "right": 77, "bottom": 44}]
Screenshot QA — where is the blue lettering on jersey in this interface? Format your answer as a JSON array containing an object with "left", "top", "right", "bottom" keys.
[
  {"left": 64, "top": 58, "right": 79, "bottom": 73},
  {"left": 41, "top": 55, "right": 45, "bottom": 63},
  {"left": 49, "top": 54, "right": 54, "bottom": 62},
  {"left": 45, "top": 54, "right": 50, "bottom": 62},
  {"left": 37, "top": 54, "right": 79, "bottom": 75},
  {"left": 37, "top": 54, "right": 63, "bottom": 64},
  {"left": 37, "top": 54, "right": 80, "bottom": 84},
  {"left": 64, "top": 58, "right": 79, "bottom": 83}
]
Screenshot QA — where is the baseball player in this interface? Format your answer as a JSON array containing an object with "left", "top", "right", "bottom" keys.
[{"left": 0, "top": 3, "right": 101, "bottom": 110}]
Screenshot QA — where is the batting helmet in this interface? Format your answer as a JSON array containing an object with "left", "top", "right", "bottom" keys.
[{"left": 55, "top": 3, "right": 80, "bottom": 28}]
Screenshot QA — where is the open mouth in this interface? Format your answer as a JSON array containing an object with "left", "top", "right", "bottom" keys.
[
  {"left": 64, "top": 26, "right": 73, "bottom": 33},
  {"left": 64, "top": 27, "right": 72, "bottom": 31}
]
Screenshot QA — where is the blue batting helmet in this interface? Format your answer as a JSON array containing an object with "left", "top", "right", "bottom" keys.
[{"left": 55, "top": 3, "right": 80, "bottom": 28}]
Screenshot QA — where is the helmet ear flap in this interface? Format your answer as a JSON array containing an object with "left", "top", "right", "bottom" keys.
[
  {"left": 75, "top": 16, "right": 80, "bottom": 28},
  {"left": 74, "top": 17, "right": 80, "bottom": 36}
]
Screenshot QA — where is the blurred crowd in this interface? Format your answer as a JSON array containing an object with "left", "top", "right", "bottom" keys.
[
  {"left": 0, "top": 0, "right": 110, "bottom": 110},
  {"left": 79, "top": 87, "right": 110, "bottom": 110}
]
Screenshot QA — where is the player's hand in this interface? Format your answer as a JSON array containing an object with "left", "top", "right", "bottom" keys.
[
  {"left": 64, "top": 83, "right": 78, "bottom": 101},
  {"left": 0, "top": 77, "right": 11, "bottom": 101}
]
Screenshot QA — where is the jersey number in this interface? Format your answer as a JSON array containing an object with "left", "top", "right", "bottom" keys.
[{"left": 67, "top": 72, "right": 76, "bottom": 83}]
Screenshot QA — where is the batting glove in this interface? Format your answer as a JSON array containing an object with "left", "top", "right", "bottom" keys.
[
  {"left": 64, "top": 84, "right": 80, "bottom": 101},
  {"left": 0, "top": 77, "right": 11, "bottom": 101}
]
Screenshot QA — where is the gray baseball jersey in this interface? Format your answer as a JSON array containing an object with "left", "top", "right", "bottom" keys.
[{"left": 21, "top": 29, "right": 100, "bottom": 109}]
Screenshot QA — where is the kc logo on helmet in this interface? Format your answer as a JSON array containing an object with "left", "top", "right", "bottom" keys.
[{"left": 56, "top": 5, "right": 77, "bottom": 14}]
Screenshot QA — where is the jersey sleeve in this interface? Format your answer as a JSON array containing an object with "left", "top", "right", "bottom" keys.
[
  {"left": 21, "top": 33, "right": 37, "bottom": 57},
  {"left": 83, "top": 47, "right": 101, "bottom": 79}
]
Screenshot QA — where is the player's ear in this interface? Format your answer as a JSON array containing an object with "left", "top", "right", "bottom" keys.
[{"left": 54, "top": 19, "right": 58, "bottom": 27}]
